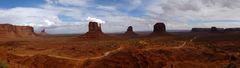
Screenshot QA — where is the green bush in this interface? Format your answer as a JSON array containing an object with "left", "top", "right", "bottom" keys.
[{"left": 0, "top": 60, "right": 9, "bottom": 68}]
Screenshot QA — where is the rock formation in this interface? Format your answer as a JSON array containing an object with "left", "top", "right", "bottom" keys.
[
  {"left": 87, "top": 22, "right": 103, "bottom": 34},
  {"left": 15, "top": 26, "right": 36, "bottom": 37},
  {"left": 191, "top": 28, "right": 211, "bottom": 32},
  {"left": 124, "top": 26, "right": 138, "bottom": 37},
  {"left": 79, "top": 22, "right": 108, "bottom": 39},
  {"left": 191, "top": 27, "right": 224, "bottom": 33},
  {"left": 37, "top": 29, "right": 48, "bottom": 36},
  {"left": 153, "top": 23, "right": 166, "bottom": 33},
  {"left": 224, "top": 28, "right": 240, "bottom": 33},
  {"left": 0, "top": 24, "right": 36, "bottom": 38},
  {"left": 0, "top": 24, "right": 16, "bottom": 38},
  {"left": 149, "top": 22, "right": 169, "bottom": 36},
  {"left": 211, "top": 27, "right": 217, "bottom": 32}
]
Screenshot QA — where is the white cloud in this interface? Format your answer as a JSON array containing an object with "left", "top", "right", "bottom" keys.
[
  {"left": 87, "top": 17, "right": 105, "bottom": 24},
  {"left": 1, "top": 0, "right": 240, "bottom": 34},
  {"left": 96, "top": 5, "right": 117, "bottom": 11},
  {"left": 145, "top": 0, "right": 240, "bottom": 29},
  {"left": 0, "top": 7, "right": 61, "bottom": 27},
  {"left": 46, "top": 0, "right": 91, "bottom": 7}
]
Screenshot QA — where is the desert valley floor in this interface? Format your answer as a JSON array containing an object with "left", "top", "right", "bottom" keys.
[{"left": 0, "top": 32, "right": 239, "bottom": 68}]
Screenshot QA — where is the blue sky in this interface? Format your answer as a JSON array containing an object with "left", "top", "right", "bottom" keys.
[
  {"left": 0, "top": 0, "right": 46, "bottom": 8},
  {"left": 0, "top": 0, "right": 240, "bottom": 34}
]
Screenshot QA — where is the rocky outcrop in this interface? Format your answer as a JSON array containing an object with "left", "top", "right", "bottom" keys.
[
  {"left": 0, "top": 24, "right": 36, "bottom": 38},
  {"left": 124, "top": 26, "right": 138, "bottom": 37},
  {"left": 79, "top": 22, "right": 109, "bottom": 39}
]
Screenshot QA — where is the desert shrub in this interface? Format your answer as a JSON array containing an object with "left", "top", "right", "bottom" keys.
[{"left": 0, "top": 60, "right": 8, "bottom": 68}]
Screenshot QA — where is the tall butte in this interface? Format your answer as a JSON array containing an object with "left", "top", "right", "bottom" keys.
[
  {"left": 79, "top": 22, "right": 108, "bottom": 39},
  {"left": 149, "top": 22, "right": 170, "bottom": 36},
  {"left": 124, "top": 26, "right": 138, "bottom": 37}
]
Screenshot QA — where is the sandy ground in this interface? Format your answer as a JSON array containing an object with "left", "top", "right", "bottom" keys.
[{"left": 0, "top": 32, "right": 240, "bottom": 68}]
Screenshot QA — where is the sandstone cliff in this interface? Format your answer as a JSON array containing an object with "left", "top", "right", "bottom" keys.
[{"left": 0, "top": 24, "right": 36, "bottom": 38}]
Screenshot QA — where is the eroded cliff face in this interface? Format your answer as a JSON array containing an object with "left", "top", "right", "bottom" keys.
[
  {"left": 0, "top": 24, "right": 35, "bottom": 38},
  {"left": 0, "top": 24, "right": 16, "bottom": 38},
  {"left": 15, "top": 26, "right": 35, "bottom": 37}
]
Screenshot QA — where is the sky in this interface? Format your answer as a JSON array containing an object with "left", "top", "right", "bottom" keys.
[{"left": 0, "top": 0, "right": 240, "bottom": 34}]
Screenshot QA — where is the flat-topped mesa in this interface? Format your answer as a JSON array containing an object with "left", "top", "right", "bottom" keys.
[
  {"left": 191, "top": 28, "right": 211, "bottom": 32},
  {"left": 0, "top": 24, "right": 36, "bottom": 38},
  {"left": 224, "top": 28, "right": 240, "bottom": 33},
  {"left": 124, "top": 26, "right": 138, "bottom": 37},
  {"left": 191, "top": 26, "right": 224, "bottom": 33}
]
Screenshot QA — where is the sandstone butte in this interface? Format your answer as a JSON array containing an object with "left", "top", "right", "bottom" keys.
[
  {"left": 149, "top": 22, "right": 170, "bottom": 36},
  {"left": 79, "top": 22, "right": 109, "bottom": 39},
  {"left": 124, "top": 26, "right": 138, "bottom": 37}
]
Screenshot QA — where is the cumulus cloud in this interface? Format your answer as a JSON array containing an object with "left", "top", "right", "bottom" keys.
[
  {"left": 0, "top": 7, "right": 61, "bottom": 27},
  {"left": 145, "top": 0, "right": 240, "bottom": 28},
  {"left": 87, "top": 17, "right": 105, "bottom": 24}
]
